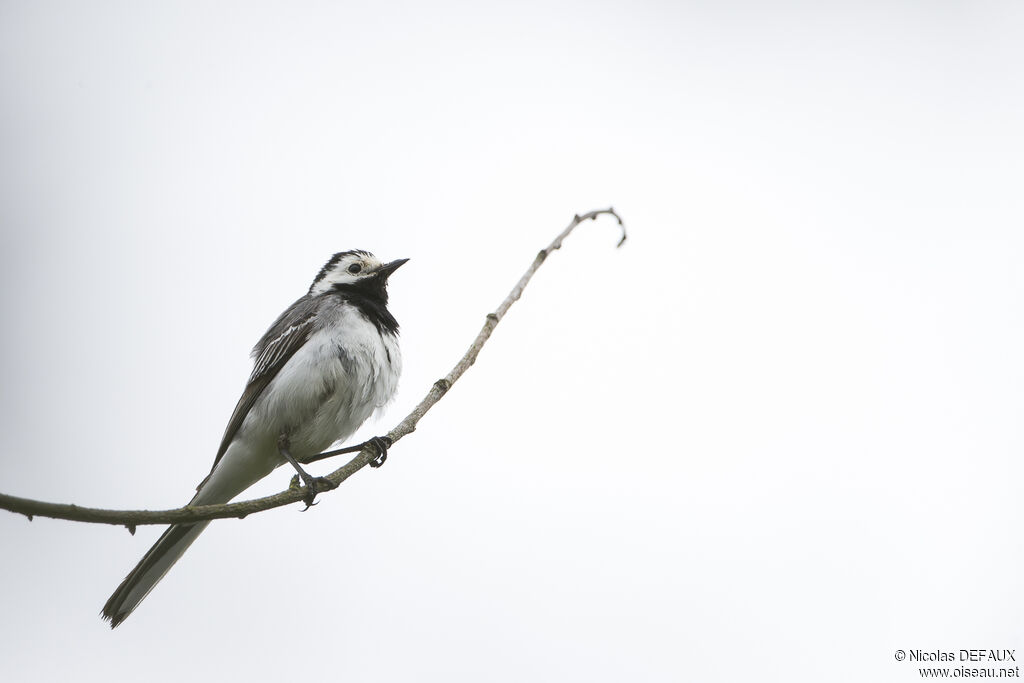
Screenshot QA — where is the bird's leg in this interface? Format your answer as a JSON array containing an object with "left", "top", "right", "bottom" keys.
[
  {"left": 301, "top": 442, "right": 363, "bottom": 464},
  {"left": 277, "top": 433, "right": 337, "bottom": 510},
  {"left": 303, "top": 436, "right": 393, "bottom": 467}
]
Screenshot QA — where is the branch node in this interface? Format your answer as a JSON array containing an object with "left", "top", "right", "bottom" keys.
[
  {"left": 433, "top": 378, "right": 451, "bottom": 394},
  {"left": 486, "top": 312, "right": 499, "bottom": 323},
  {"left": 537, "top": 249, "right": 549, "bottom": 262},
  {"left": 125, "top": 524, "right": 136, "bottom": 536}
]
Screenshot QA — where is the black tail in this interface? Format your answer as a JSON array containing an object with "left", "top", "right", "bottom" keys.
[{"left": 101, "top": 520, "right": 210, "bottom": 628}]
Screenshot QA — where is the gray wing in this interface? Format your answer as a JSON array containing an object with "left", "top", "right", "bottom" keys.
[{"left": 204, "top": 295, "right": 322, "bottom": 478}]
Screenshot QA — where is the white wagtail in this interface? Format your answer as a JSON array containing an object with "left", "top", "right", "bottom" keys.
[{"left": 102, "top": 250, "right": 407, "bottom": 628}]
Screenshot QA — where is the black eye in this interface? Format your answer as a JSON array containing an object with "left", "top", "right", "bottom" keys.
[{"left": 347, "top": 263, "right": 362, "bottom": 274}]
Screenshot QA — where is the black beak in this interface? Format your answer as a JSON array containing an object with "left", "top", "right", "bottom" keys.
[{"left": 376, "top": 258, "right": 409, "bottom": 280}]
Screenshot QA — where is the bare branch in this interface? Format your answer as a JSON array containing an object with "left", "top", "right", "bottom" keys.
[{"left": 0, "top": 208, "right": 626, "bottom": 529}]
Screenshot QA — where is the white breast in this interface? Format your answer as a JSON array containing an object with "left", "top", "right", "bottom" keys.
[{"left": 239, "top": 303, "right": 401, "bottom": 463}]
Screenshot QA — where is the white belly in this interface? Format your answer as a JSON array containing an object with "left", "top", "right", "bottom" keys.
[
  {"left": 256, "top": 308, "right": 401, "bottom": 458},
  {"left": 197, "top": 306, "right": 401, "bottom": 504}
]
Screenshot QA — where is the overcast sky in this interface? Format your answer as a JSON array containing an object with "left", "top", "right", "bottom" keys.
[{"left": 1, "top": 2, "right": 1022, "bottom": 681}]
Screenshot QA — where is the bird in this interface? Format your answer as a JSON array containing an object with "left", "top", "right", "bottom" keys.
[{"left": 101, "top": 250, "right": 407, "bottom": 628}]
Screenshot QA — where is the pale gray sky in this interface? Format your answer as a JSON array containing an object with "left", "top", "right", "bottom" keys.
[{"left": 2, "top": 2, "right": 1022, "bottom": 681}]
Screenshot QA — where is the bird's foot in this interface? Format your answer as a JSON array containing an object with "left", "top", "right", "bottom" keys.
[
  {"left": 367, "top": 436, "right": 393, "bottom": 468},
  {"left": 299, "top": 476, "right": 339, "bottom": 511}
]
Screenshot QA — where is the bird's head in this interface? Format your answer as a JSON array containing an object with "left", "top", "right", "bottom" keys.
[{"left": 308, "top": 250, "right": 409, "bottom": 299}]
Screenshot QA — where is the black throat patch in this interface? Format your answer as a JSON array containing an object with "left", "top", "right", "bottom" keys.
[{"left": 331, "top": 275, "right": 400, "bottom": 336}]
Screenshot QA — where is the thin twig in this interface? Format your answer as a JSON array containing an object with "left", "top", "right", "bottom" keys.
[{"left": 0, "top": 208, "right": 626, "bottom": 529}]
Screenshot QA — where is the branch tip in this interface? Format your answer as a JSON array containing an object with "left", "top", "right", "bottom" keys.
[{"left": 602, "top": 207, "right": 627, "bottom": 246}]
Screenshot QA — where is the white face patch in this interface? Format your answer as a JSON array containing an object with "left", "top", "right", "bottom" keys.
[{"left": 308, "top": 251, "right": 385, "bottom": 296}]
